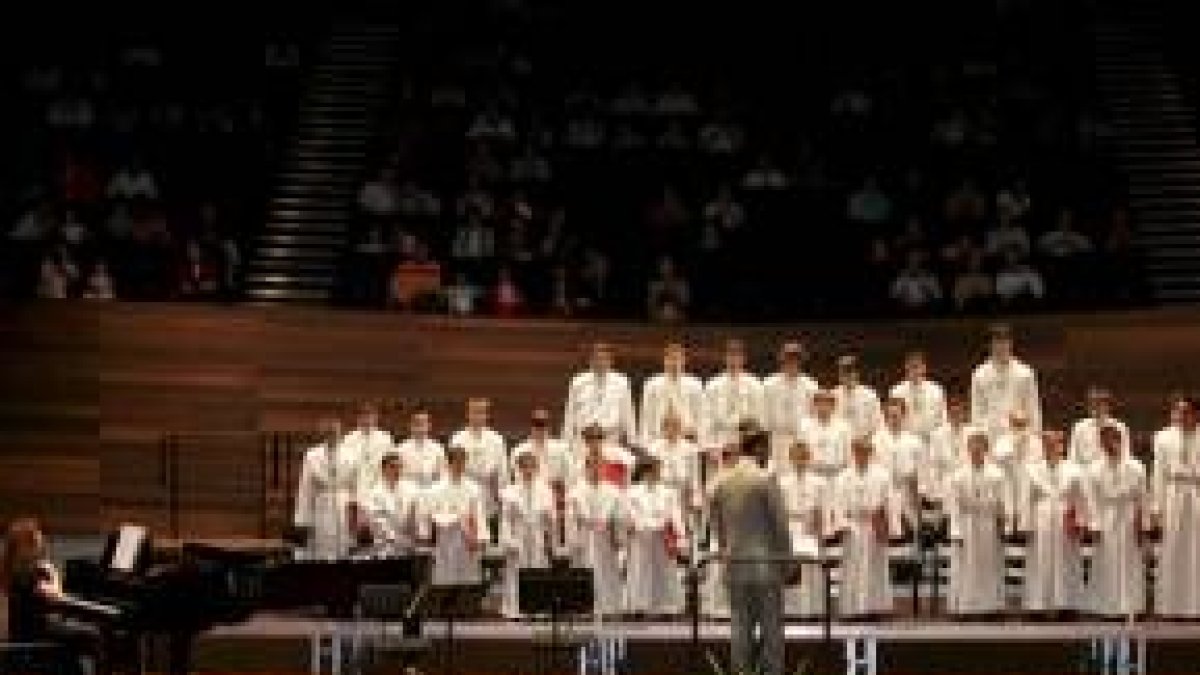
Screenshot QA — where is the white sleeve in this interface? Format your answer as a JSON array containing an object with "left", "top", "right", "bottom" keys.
[
  {"left": 294, "top": 455, "right": 315, "bottom": 527},
  {"left": 621, "top": 377, "right": 638, "bottom": 447}
]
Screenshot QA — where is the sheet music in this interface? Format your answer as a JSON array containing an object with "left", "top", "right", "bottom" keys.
[{"left": 110, "top": 524, "right": 147, "bottom": 572}]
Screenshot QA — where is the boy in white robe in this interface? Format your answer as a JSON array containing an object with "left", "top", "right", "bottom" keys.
[
  {"left": 762, "top": 341, "right": 818, "bottom": 466},
  {"left": 888, "top": 350, "right": 947, "bottom": 442},
  {"left": 1068, "top": 387, "right": 1131, "bottom": 467},
  {"left": 639, "top": 341, "right": 706, "bottom": 446},
  {"left": 562, "top": 341, "right": 637, "bottom": 452},
  {"left": 625, "top": 454, "right": 687, "bottom": 617},
  {"left": 832, "top": 438, "right": 900, "bottom": 618},
  {"left": 872, "top": 397, "right": 925, "bottom": 523},
  {"left": 993, "top": 410, "right": 1043, "bottom": 495},
  {"left": 1150, "top": 397, "right": 1200, "bottom": 618},
  {"left": 422, "top": 445, "right": 490, "bottom": 587},
  {"left": 1018, "top": 430, "right": 1088, "bottom": 617},
  {"left": 970, "top": 323, "right": 1041, "bottom": 441},
  {"left": 1085, "top": 424, "right": 1149, "bottom": 618},
  {"left": 704, "top": 339, "right": 765, "bottom": 447},
  {"left": 365, "top": 451, "right": 424, "bottom": 556},
  {"left": 565, "top": 450, "right": 629, "bottom": 617},
  {"left": 645, "top": 411, "right": 703, "bottom": 514},
  {"left": 396, "top": 410, "right": 446, "bottom": 487},
  {"left": 832, "top": 354, "right": 883, "bottom": 440},
  {"left": 344, "top": 401, "right": 396, "bottom": 493},
  {"left": 777, "top": 440, "right": 831, "bottom": 617},
  {"left": 799, "top": 388, "right": 851, "bottom": 479},
  {"left": 944, "top": 430, "right": 1009, "bottom": 616},
  {"left": 451, "top": 397, "right": 508, "bottom": 538},
  {"left": 294, "top": 416, "right": 359, "bottom": 560},
  {"left": 927, "top": 396, "right": 973, "bottom": 505},
  {"left": 498, "top": 448, "right": 555, "bottom": 618}
]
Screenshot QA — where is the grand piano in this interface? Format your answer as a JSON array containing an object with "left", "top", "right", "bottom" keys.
[{"left": 59, "top": 526, "right": 428, "bottom": 675}]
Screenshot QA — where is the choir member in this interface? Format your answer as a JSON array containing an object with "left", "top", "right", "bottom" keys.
[
  {"left": 1068, "top": 387, "right": 1130, "bottom": 467},
  {"left": 799, "top": 388, "right": 851, "bottom": 479},
  {"left": 927, "top": 395, "right": 973, "bottom": 504},
  {"left": 763, "top": 340, "right": 819, "bottom": 467},
  {"left": 777, "top": 440, "right": 831, "bottom": 616},
  {"left": 943, "top": 430, "right": 1009, "bottom": 617},
  {"left": 625, "top": 454, "right": 687, "bottom": 617},
  {"left": 970, "top": 323, "right": 1041, "bottom": 441},
  {"left": 562, "top": 341, "right": 637, "bottom": 452},
  {"left": 344, "top": 401, "right": 395, "bottom": 492},
  {"left": 646, "top": 410, "right": 703, "bottom": 513},
  {"left": 871, "top": 397, "right": 924, "bottom": 521},
  {"left": 396, "top": 410, "right": 446, "bottom": 487},
  {"left": 1150, "top": 396, "right": 1200, "bottom": 618},
  {"left": 832, "top": 354, "right": 883, "bottom": 440},
  {"left": 451, "top": 397, "right": 508, "bottom": 537},
  {"left": 639, "top": 341, "right": 706, "bottom": 446},
  {"left": 1018, "top": 430, "right": 1087, "bottom": 618},
  {"left": 366, "top": 451, "right": 423, "bottom": 555},
  {"left": 992, "top": 410, "right": 1043, "bottom": 491},
  {"left": 705, "top": 338, "right": 766, "bottom": 447},
  {"left": 1085, "top": 424, "right": 1149, "bottom": 618},
  {"left": 512, "top": 408, "right": 576, "bottom": 487},
  {"left": 832, "top": 437, "right": 900, "bottom": 618},
  {"left": 888, "top": 350, "right": 948, "bottom": 442},
  {"left": 294, "top": 416, "right": 360, "bottom": 559},
  {"left": 422, "top": 445, "right": 490, "bottom": 586},
  {"left": 565, "top": 450, "right": 629, "bottom": 617},
  {"left": 498, "top": 448, "right": 555, "bottom": 618}
]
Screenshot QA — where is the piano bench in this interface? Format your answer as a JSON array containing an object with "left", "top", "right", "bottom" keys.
[{"left": 0, "top": 641, "right": 76, "bottom": 674}]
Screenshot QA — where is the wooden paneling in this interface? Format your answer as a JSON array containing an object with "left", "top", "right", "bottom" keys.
[{"left": 1, "top": 302, "right": 1199, "bottom": 535}]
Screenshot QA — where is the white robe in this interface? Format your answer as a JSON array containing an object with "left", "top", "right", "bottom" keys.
[
  {"left": 624, "top": 481, "right": 686, "bottom": 614},
  {"left": 888, "top": 378, "right": 948, "bottom": 441},
  {"left": 396, "top": 437, "right": 446, "bottom": 488},
  {"left": 926, "top": 422, "right": 972, "bottom": 504},
  {"left": 704, "top": 371, "right": 765, "bottom": 447},
  {"left": 832, "top": 464, "right": 899, "bottom": 616},
  {"left": 871, "top": 426, "right": 924, "bottom": 518},
  {"left": 969, "top": 358, "right": 1041, "bottom": 440},
  {"left": 1085, "top": 456, "right": 1148, "bottom": 617},
  {"left": 512, "top": 436, "right": 577, "bottom": 487},
  {"left": 777, "top": 469, "right": 831, "bottom": 616},
  {"left": 294, "top": 442, "right": 362, "bottom": 560},
  {"left": 1151, "top": 425, "right": 1200, "bottom": 617},
  {"left": 639, "top": 372, "right": 706, "bottom": 445},
  {"left": 992, "top": 430, "right": 1043, "bottom": 492},
  {"left": 833, "top": 383, "right": 883, "bottom": 440},
  {"left": 762, "top": 371, "right": 819, "bottom": 463},
  {"left": 1068, "top": 416, "right": 1131, "bottom": 467},
  {"left": 422, "top": 476, "right": 490, "bottom": 586},
  {"left": 562, "top": 370, "right": 637, "bottom": 450},
  {"left": 498, "top": 479, "right": 555, "bottom": 617},
  {"left": 646, "top": 437, "right": 703, "bottom": 510},
  {"left": 1018, "top": 459, "right": 1088, "bottom": 612},
  {"left": 799, "top": 416, "right": 851, "bottom": 479},
  {"left": 944, "top": 462, "right": 1008, "bottom": 614},
  {"left": 365, "top": 478, "right": 424, "bottom": 555},
  {"left": 342, "top": 427, "right": 395, "bottom": 495},
  {"left": 451, "top": 426, "right": 508, "bottom": 517},
  {"left": 565, "top": 478, "right": 628, "bottom": 616}
]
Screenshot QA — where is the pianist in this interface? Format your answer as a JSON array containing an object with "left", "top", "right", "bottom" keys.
[{"left": 3, "top": 517, "right": 101, "bottom": 675}]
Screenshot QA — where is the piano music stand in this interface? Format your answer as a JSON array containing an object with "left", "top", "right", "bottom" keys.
[
  {"left": 519, "top": 563, "right": 594, "bottom": 675},
  {"left": 419, "top": 583, "right": 487, "bottom": 675}
]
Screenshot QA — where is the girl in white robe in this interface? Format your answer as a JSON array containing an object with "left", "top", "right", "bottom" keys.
[
  {"left": 1150, "top": 400, "right": 1200, "bottom": 618},
  {"left": 365, "top": 452, "right": 423, "bottom": 556},
  {"left": 422, "top": 446, "right": 490, "bottom": 587},
  {"left": 1085, "top": 424, "right": 1149, "bottom": 617},
  {"left": 777, "top": 441, "right": 831, "bottom": 617},
  {"left": 943, "top": 432, "right": 1009, "bottom": 616},
  {"left": 294, "top": 419, "right": 360, "bottom": 560},
  {"left": 832, "top": 439, "right": 900, "bottom": 618},
  {"left": 1018, "top": 432, "right": 1088, "bottom": 615},
  {"left": 624, "top": 455, "right": 687, "bottom": 617},
  {"left": 498, "top": 449, "right": 555, "bottom": 618},
  {"left": 565, "top": 453, "right": 629, "bottom": 617}
]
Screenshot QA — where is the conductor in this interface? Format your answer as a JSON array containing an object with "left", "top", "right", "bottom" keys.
[{"left": 709, "top": 426, "right": 792, "bottom": 675}]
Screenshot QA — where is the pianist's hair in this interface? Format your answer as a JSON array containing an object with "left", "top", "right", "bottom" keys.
[{"left": 2, "top": 516, "right": 45, "bottom": 588}]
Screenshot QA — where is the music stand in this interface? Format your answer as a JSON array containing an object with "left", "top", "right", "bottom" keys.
[
  {"left": 420, "top": 583, "right": 487, "bottom": 675},
  {"left": 519, "top": 562, "right": 594, "bottom": 675}
]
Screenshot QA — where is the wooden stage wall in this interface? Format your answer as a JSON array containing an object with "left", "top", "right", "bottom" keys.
[{"left": 2, "top": 302, "right": 1198, "bottom": 536}]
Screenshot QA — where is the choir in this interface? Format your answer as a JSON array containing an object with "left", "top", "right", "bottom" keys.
[{"left": 291, "top": 325, "right": 1200, "bottom": 620}]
